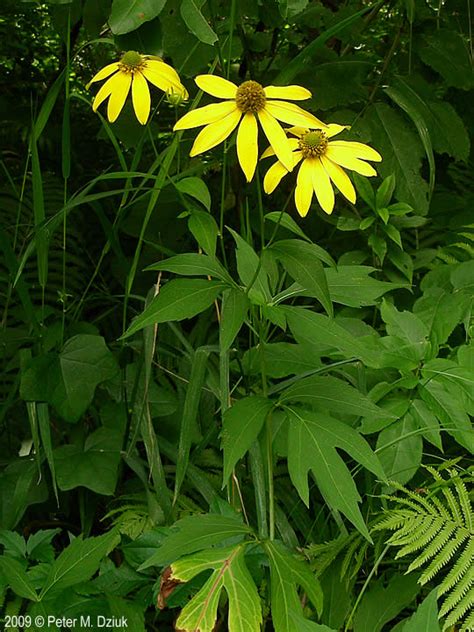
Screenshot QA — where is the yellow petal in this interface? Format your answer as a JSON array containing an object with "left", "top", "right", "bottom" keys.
[
  {"left": 264, "top": 160, "right": 290, "bottom": 194},
  {"left": 92, "top": 74, "right": 118, "bottom": 112},
  {"left": 107, "top": 71, "right": 132, "bottom": 122},
  {"left": 237, "top": 113, "right": 259, "bottom": 182},
  {"left": 321, "top": 155, "right": 356, "bottom": 203},
  {"left": 258, "top": 109, "right": 294, "bottom": 172},
  {"left": 264, "top": 85, "right": 311, "bottom": 100},
  {"left": 260, "top": 137, "right": 299, "bottom": 159},
  {"left": 174, "top": 101, "right": 238, "bottom": 130},
  {"left": 195, "top": 75, "right": 237, "bottom": 99},
  {"left": 87, "top": 63, "right": 120, "bottom": 88},
  {"left": 287, "top": 126, "right": 307, "bottom": 138},
  {"left": 326, "top": 146, "right": 378, "bottom": 176},
  {"left": 145, "top": 59, "right": 182, "bottom": 85},
  {"left": 329, "top": 140, "right": 382, "bottom": 161},
  {"left": 294, "top": 159, "right": 314, "bottom": 217},
  {"left": 265, "top": 101, "right": 327, "bottom": 129},
  {"left": 132, "top": 72, "right": 151, "bottom": 125},
  {"left": 189, "top": 109, "right": 242, "bottom": 156},
  {"left": 326, "top": 123, "right": 349, "bottom": 138},
  {"left": 311, "top": 158, "right": 335, "bottom": 214},
  {"left": 141, "top": 67, "right": 184, "bottom": 95}
]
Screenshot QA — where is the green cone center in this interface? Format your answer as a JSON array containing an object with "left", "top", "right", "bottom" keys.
[
  {"left": 299, "top": 130, "right": 328, "bottom": 158},
  {"left": 235, "top": 80, "right": 266, "bottom": 113},
  {"left": 120, "top": 51, "right": 144, "bottom": 70}
]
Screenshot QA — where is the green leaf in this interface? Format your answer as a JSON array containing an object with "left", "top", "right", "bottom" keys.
[
  {"left": 264, "top": 211, "right": 310, "bottom": 242},
  {"left": 20, "top": 335, "right": 118, "bottom": 423},
  {"left": 417, "top": 29, "right": 474, "bottom": 90},
  {"left": 146, "top": 253, "right": 233, "bottom": 283},
  {"left": 402, "top": 590, "right": 440, "bottom": 632},
  {"left": 269, "top": 240, "right": 332, "bottom": 316},
  {"left": 222, "top": 397, "right": 274, "bottom": 485},
  {"left": 325, "top": 266, "right": 405, "bottom": 307},
  {"left": 0, "top": 556, "right": 38, "bottom": 600},
  {"left": 53, "top": 428, "right": 122, "bottom": 495},
  {"left": 420, "top": 380, "right": 474, "bottom": 453},
  {"left": 381, "top": 299, "right": 429, "bottom": 357},
  {"left": 0, "top": 531, "right": 27, "bottom": 558},
  {"left": 39, "top": 530, "right": 120, "bottom": 600},
  {"left": 353, "top": 574, "right": 421, "bottom": 632},
  {"left": 411, "top": 399, "right": 442, "bottom": 451},
  {"left": 357, "top": 103, "right": 429, "bottom": 214},
  {"left": 228, "top": 228, "right": 270, "bottom": 304},
  {"left": 244, "top": 342, "right": 321, "bottom": 379},
  {"left": 220, "top": 288, "right": 249, "bottom": 352},
  {"left": 180, "top": 0, "right": 218, "bottom": 45},
  {"left": 122, "top": 279, "right": 226, "bottom": 338},
  {"left": 289, "top": 614, "right": 336, "bottom": 632},
  {"left": 353, "top": 173, "right": 375, "bottom": 209},
  {"left": 172, "top": 544, "right": 262, "bottom": 632},
  {"left": 138, "top": 514, "right": 252, "bottom": 569},
  {"left": 188, "top": 210, "right": 219, "bottom": 255},
  {"left": 278, "top": 375, "right": 393, "bottom": 420},
  {"left": 177, "top": 177, "right": 211, "bottom": 210},
  {"left": 284, "top": 307, "right": 379, "bottom": 367},
  {"left": 376, "top": 414, "right": 423, "bottom": 484},
  {"left": 109, "top": 0, "right": 167, "bottom": 35},
  {"left": 265, "top": 540, "right": 323, "bottom": 632},
  {"left": 286, "top": 406, "right": 386, "bottom": 539},
  {"left": 376, "top": 174, "right": 396, "bottom": 209}
]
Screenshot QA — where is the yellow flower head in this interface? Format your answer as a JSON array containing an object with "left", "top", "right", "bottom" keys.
[
  {"left": 173, "top": 75, "right": 327, "bottom": 182},
  {"left": 263, "top": 125, "right": 382, "bottom": 217},
  {"left": 87, "top": 51, "right": 188, "bottom": 125}
]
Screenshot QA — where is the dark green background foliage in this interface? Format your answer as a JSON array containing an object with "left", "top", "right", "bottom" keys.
[{"left": 0, "top": 0, "right": 472, "bottom": 630}]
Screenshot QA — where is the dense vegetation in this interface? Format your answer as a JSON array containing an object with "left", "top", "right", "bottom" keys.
[{"left": 0, "top": 0, "right": 473, "bottom": 630}]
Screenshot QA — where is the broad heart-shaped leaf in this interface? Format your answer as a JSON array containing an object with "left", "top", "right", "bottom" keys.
[
  {"left": 283, "top": 306, "right": 379, "bottom": 368},
  {"left": 20, "top": 335, "right": 118, "bottom": 423},
  {"left": 171, "top": 545, "right": 262, "bottom": 632},
  {"left": 109, "top": 0, "right": 167, "bottom": 34},
  {"left": 138, "top": 514, "right": 253, "bottom": 570},
  {"left": 402, "top": 589, "right": 440, "bottom": 632},
  {"left": 146, "top": 253, "right": 233, "bottom": 284},
  {"left": 353, "top": 573, "right": 421, "bottom": 632},
  {"left": 222, "top": 396, "right": 274, "bottom": 485},
  {"left": 53, "top": 428, "right": 122, "bottom": 495},
  {"left": 180, "top": 0, "right": 218, "bottom": 45},
  {"left": 356, "top": 103, "right": 429, "bottom": 214},
  {"left": 0, "top": 556, "right": 38, "bottom": 600},
  {"left": 265, "top": 540, "right": 323, "bottom": 632},
  {"left": 39, "top": 530, "right": 120, "bottom": 601},
  {"left": 220, "top": 288, "right": 249, "bottom": 352},
  {"left": 286, "top": 407, "right": 386, "bottom": 540},
  {"left": 325, "top": 266, "right": 406, "bottom": 308},
  {"left": 122, "top": 279, "right": 227, "bottom": 338},
  {"left": 269, "top": 240, "right": 332, "bottom": 317},
  {"left": 278, "top": 375, "right": 394, "bottom": 420}
]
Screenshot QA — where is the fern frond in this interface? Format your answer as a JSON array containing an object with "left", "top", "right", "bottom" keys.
[{"left": 376, "top": 469, "right": 474, "bottom": 630}]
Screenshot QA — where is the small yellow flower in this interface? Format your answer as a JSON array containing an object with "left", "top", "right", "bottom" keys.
[
  {"left": 173, "top": 75, "right": 327, "bottom": 182},
  {"left": 263, "top": 125, "right": 382, "bottom": 217},
  {"left": 87, "top": 51, "right": 188, "bottom": 125}
]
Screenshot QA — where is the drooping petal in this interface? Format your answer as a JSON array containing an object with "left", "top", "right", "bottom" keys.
[
  {"left": 107, "top": 71, "right": 133, "bottom": 122},
  {"left": 286, "top": 126, "right": 307, "bottom": 138},
  {"left": 195, "top": 75, "right": 237, "bottom": 99},
  {"left": 329, "top": 140, "right": 382, "bottom": 161},
  {"left": 237, "top": 113, "right": 259, "bottom": 182},
  {"left": 145, "top": 59, "right": 182, "bottom": 85},
  {"left": 311, "top": 158, "right": 335, "bottom": 214},
  {"left": 263, "top": 85, "right": 311, "bottom": 100},
  {"left": 265, "top": 101, "right": 327, "bottom": 129},
  {"left": 326, "top": 123, "right": 349, "bottom": 138},
  {"left": 189, "top": 109, "right": 242, "bottom": 156},
  {"left": 326, "top": 146, "right": 378, "bottom": 176},
  {"left": 294, "top": 158, "right": 314, "bottom": 217},
  {"left": 132, "top": 71, "right": 151, "bottom": 125},
  {"left": 264, "top": 160, "right": 290, "bottom": 194},
  {"left": 92, "top": 74, "right": 119, "bottom": 112},
  {"left": 141, "top": 67, "right": 184, "bottom": 95},
  {"left": 173, "top": 101, "right": 238, "bottom": 130},
  {"left": 258, "top": 109, "right": 294, "bottom": 172},
  {"left": 87, "top": 63, "right": 120, "bottom": 88},
  {"left": 260, "top": 137, "right": 299, "bottom": 159},
  {"left": 321, "top": 155, "right": 356, "bottom": 203}
]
